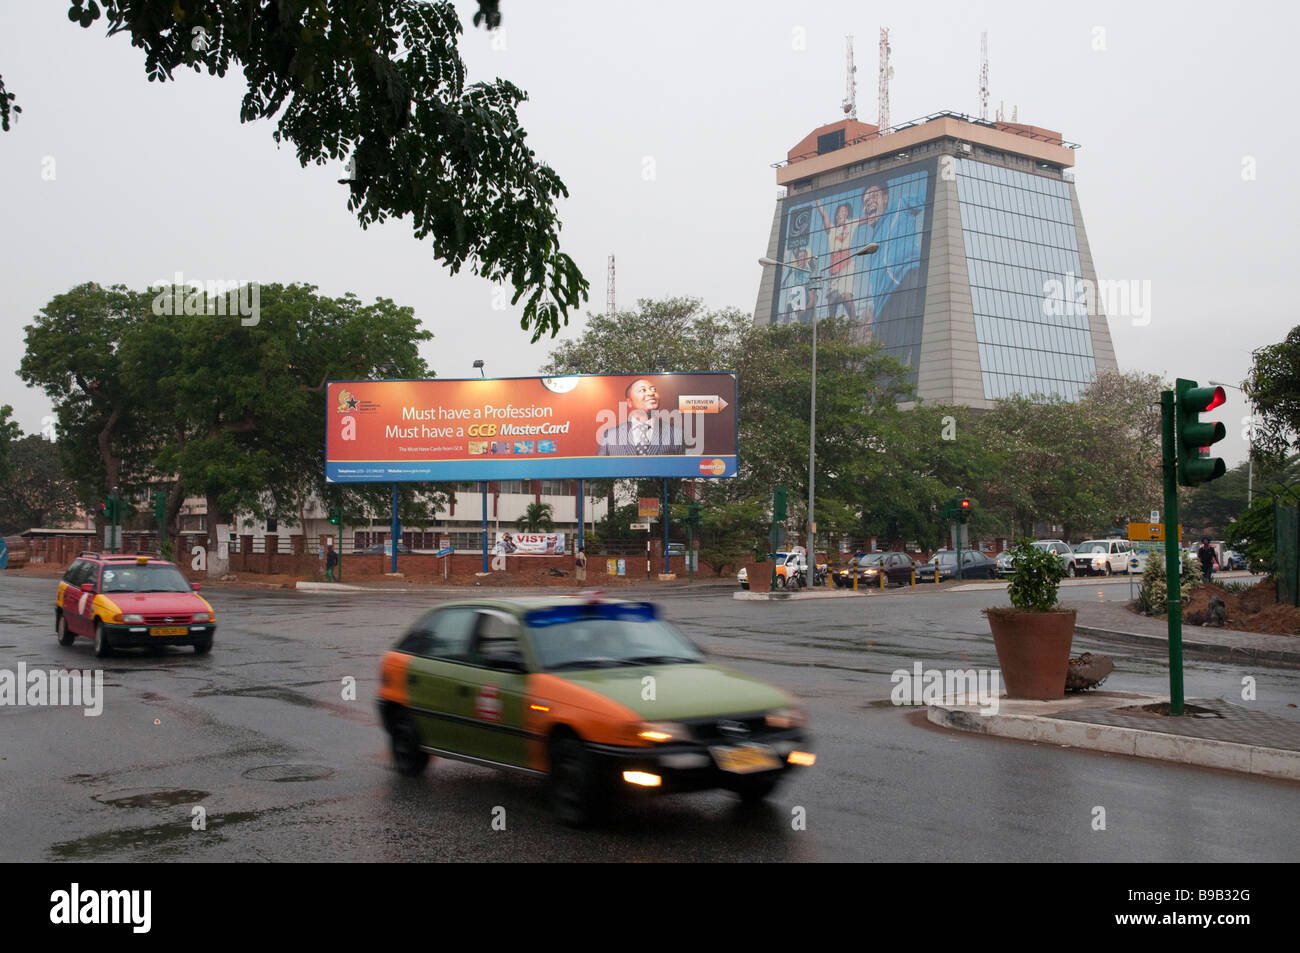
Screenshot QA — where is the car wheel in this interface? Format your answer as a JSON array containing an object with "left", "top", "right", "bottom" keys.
[
  {"left": 1066, "top": 563, "right": 1076, "bottom": 578},
  {"left": 93, "top": 621, "right": 113, "bottom": 658},
  {"left": 1100, "top": 564, "right": 1111, "bottom": 577},
  {"left": 550, "top": 734, "right": 603, "bottom": 828},
  {"left": 57, "top": 613, "right": 76, "bottom": 647},
  {"left": 776, "top": 575, "right": 786, "bottom": 589},
  {"left": 389, "top": 712, "right": 429, "bottom": 777},
  {"left": 194, "top": 637, "right": 213, "bottom": 656},
  {"left": 734, "top": 773, "right": 782, "bottom": 804}
]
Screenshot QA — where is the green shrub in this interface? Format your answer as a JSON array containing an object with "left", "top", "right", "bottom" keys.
[
  {"left": 1136, "top": 551, "right": 1203, "bottom": 614},
  {"left": 1003, "top": 539, "right": 1066, "bottom": 612}
]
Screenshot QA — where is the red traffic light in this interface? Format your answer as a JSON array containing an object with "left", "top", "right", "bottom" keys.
[
  {"left": 1201, "top": 386, "right": 1227, "bottom": 412},
  {"left": 960, "top": 499, "right": 970, "bottom": 510}
]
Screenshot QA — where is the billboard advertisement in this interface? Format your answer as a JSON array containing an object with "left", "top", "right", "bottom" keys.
[
  {"left": 492, "top": 532, "right": 566, "bottom": 556},
  {"left": 326, "top": 374, "right": 738, "bottom": 483},
  {"left": 771, "top": 158, "right": 936, "bottom": 383}
]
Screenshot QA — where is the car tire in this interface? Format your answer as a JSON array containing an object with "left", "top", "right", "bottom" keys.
[
  {"left": 194, "top": 637, "right": 213, "bottom": 656},
  {"left": 57, "top": 613, "right": 76, "bottom": 647},
  {"left": 93, "top": 621, "right": 113, "bottom": 658},
  {"left": 389, "top": 712, "right": 429, "bottom": 777},
  {"left": 1100, "top": 564, "right": 1111, "bottom": 577},
  {"left": 550, "top": 734, "right": 603, "bottom": 828},
  {"left": 1066, "top": 564, "right": 1076, "bottom": 578},
  {"left": 776, "top": 575, "right": 786, "bottom": 589}
]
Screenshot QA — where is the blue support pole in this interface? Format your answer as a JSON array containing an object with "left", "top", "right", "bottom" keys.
[
  {"left": 576, "top": 479, "right": 584, "bottom": 552},
  {"left": 481, "top": 482, "right": 489, "bottom": 572},
  {"left": 390, "top": 483, "right": 400, "bottom": 574},
  {"left": 663, "top": 478, "right": 670, "bottom": 574}
]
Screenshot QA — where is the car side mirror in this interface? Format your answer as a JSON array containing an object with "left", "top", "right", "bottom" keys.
[
  {"left": 192, "top": 583, "right": 202, "bottom": 592},
  {"left": 80, "top": 582, "right": 95, "bottom": 593}
]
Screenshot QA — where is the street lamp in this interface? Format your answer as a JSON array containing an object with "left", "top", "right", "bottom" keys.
[
  {"left": 473, "top": 359, "right": 485, "bottom": 378},
  {"left": 759, "top": 243, "right": 879, "bottom": 584},
  {"left": 1208, "top": 380, "right": 1252, "bottom": 506}
]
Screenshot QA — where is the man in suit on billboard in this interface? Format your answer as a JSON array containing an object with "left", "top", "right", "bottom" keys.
[{"left": 597, "top": 378, "right": 686, "bottom": 456}]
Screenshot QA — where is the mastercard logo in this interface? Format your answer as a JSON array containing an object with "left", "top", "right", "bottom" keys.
[{"left": 698, "top": 458, "right": 726, "bottom": 476}]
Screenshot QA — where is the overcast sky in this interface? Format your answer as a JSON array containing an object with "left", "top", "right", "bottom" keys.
[{"left": 2, "top": 0, "right": 1295, "bottom": 467}]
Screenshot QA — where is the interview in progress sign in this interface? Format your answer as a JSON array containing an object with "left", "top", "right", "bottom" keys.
[{"left": 326, "top": 374, "right": 738, "bottom": 482}]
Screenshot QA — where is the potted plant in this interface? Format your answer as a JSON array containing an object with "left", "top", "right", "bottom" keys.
[{"left": 984, "top": 539, "right": 1075, "bottom": 699}]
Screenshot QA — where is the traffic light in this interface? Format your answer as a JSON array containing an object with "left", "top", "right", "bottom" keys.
[
  {"left": 959, "top": 498, "right": 971, "bottom": 522},
  {"left": 152, "top": 490, "right": 167, "bottom": 527},
  {"left": 1175, "top": 378, "right": 1227, "bottom": 486},
  {"left": 687, "top": 502, "right": 702, "bottom": 526},
  {"left": 328, "top": 505, "right": 341, "bottom": 525},
  {"left": 773, "top": 487, "right": 787, "bottom": 522}
]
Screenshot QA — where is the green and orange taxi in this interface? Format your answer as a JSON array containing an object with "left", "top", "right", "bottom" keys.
[
  {"left": 55, "top": 551, "right": 217, "bottom": 656},
  {"left": 378, "top": 596, "right": 814, "bottom": 825}
]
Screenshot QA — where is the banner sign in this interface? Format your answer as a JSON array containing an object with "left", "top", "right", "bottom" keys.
[
  {"left": 326, "top": 374, "right": 738, "bottom": 482},
  {"left": 493, "top": 532, "right": 566, "bottom": 556}
]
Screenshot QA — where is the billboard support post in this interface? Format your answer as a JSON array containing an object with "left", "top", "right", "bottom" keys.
[
  {"left": 663, "top": 479, "right": 670, "bottom": 575},
  {"left": 576, "top": 479, "right": 584, "bottom": 554},
  {"left": 481, "top": 482, "right": 488, "bottom": 573},
  {"left": 390, "top": 483, "right": 400, "bottom": 574}
]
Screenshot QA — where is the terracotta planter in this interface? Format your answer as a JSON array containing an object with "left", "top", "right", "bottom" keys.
[{"left": 986, "top": 608, "right": 1077, "bottom": 700}]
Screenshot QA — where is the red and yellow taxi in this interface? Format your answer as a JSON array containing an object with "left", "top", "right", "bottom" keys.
[
  {"left": 378, "top": 595, "right": 815, "bottom": 826},
  {"left": 55, "top": 551, "right": 216, "bottom": 656}
]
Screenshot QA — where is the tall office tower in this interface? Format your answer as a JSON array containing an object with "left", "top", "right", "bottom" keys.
[{"left": 754, "top": 111, "right": 1118, "bottom": 406}]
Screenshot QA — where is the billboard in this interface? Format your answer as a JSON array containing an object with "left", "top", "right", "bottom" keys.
[
  {"left": 771, "top": 158, "right": 936, "bottom": 383},
  {"left": 492, "top": 532, "right": 566, "bottom": 556},
  {"left": 326, "top": 374, "right": 738, "bottom": 482}
]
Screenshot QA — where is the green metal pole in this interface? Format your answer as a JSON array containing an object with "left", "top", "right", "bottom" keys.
[
  {"left": 1161, "top": 390, "right": 1184, "bottom": 716},
  {"left": 769, "top": 521, "right": 777, "bottom": 592}
]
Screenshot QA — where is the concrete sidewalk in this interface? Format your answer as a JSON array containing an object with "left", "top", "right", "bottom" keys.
[
  {"left": 929, "top": 691, "right": 1300, "bottom": 781},
  {"left": 1072, "top": 601, "right": 1300, "bottom": 667}
]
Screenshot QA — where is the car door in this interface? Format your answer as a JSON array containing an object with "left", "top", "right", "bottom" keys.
[
  {"left": 402, "top": 606, "right": 480, "bottom": 753},
  {"left": 71, "top": 562, "right": 101, "bottom": 636},
  {"left": 444, "top": 609, "right": 531, "bottom": 768}
]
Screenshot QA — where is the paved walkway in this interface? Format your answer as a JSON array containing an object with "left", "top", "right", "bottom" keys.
[
  {"left": 1072, "top": 601, "right": 1300, "bottom": 667},
  {"left": 929, "top": 691, "right": 1300, "bottom": 781}
]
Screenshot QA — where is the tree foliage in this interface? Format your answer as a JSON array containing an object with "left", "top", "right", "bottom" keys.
[
  {"left": 0, "top": 436, "right": 82, "bottom": 535},
  {"left": 516, "top": 501, "right": 554, "bottom": 533},
  {"left": 20, "top": 280, "right": 443, "bottom": 558},
  {"left": 5, "top": 1, "right": 586, "bottom": 341},
  {"left": 1244, "top": 324, "right": 1300, "bottom": 459}
]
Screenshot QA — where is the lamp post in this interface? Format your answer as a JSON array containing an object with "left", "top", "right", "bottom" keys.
[
  {"left": 475, "top": 360, "right": 488, "bottom": 572},
  {"left": 759, "top": 243, "right": 878, "bottom": 585},
  {"left": 1208, "top": 380, "right": 1252, "bottom": 506}
]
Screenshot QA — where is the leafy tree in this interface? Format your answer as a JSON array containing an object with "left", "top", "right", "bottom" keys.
[
  {"left": 1244, "top": 325, "right": 1300, "bottom": 458},
  {"left": 5, "top": 1, "right": 585, "bottom": 341},
  {"left": 516, "top": 501, "right": 554, "bottom": 533},
  {"left": 1224, "top": 454, "right": 1300, "bottom": 573},
  {"left": 0, "top": 405, "right": 20, "bottom": 479},
  {"left": 0, "top": 436, "right": 82, "bottom": 535},
  {"left": 1182, "top": 461, "right": 1251, "bottom": 537},
  {"left": 670, "top": 498, "right": 768, "bottom": 576}
]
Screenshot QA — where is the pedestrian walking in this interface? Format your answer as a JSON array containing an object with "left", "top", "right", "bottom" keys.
[
  {"left": 1196, "top": 536, "right": 1216, "bottom": 584},
  {"left": 325, "top": 542, "right": 339, "bottom": 581}
]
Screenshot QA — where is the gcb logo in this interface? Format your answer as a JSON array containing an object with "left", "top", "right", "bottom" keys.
[
  {"left": 467, "top": 424, "right": 498, "bottom": 437},
  {"left": 698, "top": 458, "right": 726, "bottom": 476}
]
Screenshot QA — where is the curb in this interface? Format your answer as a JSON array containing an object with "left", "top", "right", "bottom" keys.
[
  {"left": 1073, "top": 624, "right": 1300, "bottom": 669},
  {"left": 733, "top": 589, "right": 865, "bottom": 601},
  {"left": 927, "top": 696, "right": 1300, "bottom": 781}
]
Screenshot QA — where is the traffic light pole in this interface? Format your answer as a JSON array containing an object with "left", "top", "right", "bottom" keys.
[{"left": 1161, "top": 389, "right": 1185, "bottom": 716}]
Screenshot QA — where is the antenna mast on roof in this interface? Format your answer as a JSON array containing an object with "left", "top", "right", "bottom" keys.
[
  {"left": 842, "top": 35, "right": 857, "bottom": 120},
  {"left": 606, "top": 255, "right": 615, "bottom": 318},
  {"left": 979, "top": 31, "right": 989, "bottom": 121},
  {"left": 878, "top": 27, "right": 893, "bottom": 135}
]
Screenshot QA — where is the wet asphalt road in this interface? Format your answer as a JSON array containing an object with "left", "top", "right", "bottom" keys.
[{"left": 1, "top": 575, "right": 1297, "bottom": 862}]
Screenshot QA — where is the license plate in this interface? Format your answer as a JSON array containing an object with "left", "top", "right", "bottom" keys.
[
  {"left": 149, "top": 626, "right": 187, "bottom": 636},
  {"left": 711, "top": 743, "right": 781, "bottom": 774}
]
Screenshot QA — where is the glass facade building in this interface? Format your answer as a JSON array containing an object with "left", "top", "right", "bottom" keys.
[
  {"left": 755, "top": 112, "right": 1118, "bottom": 408},
  {"left": 956, "top": 158, "right": 1096, "bottom": 400}
]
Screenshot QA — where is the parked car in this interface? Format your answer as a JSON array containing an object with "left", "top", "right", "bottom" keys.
[
  {"left": 737, "top": 567, "right": 749, "bottom": 590},
  {"left": 997, "top": 541, "right": 1075, "bottom": 578},
  {"left": 835, "top": 552, "right": 918, "bottom": 588},
  {"left": 1072, "top": 538, "right": 1135, "bottom": 576},
  {"left": 917, "top": 549, "right": 996, "bottom": 582},
  {"left": 1223, "top": 550, "right": 1249, "bottom": 571}
]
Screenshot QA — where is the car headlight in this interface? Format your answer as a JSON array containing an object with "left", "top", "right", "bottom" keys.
[
  {"left": 122, "top": 613, "right": 144, "bottom": 624},
  {"left": 765, "top": 707, "right": 807, "bottom": 729},
  {"left": 192, "top": 612, "right": 211, "bottom": 623},
  {"left": 635, "top": 721, "right": 690, "bottom": 743}
]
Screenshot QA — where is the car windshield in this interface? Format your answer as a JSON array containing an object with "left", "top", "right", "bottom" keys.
[
  {"left": 1076, "top": 542, "right": 1108, "bottom": 554},
  {"left": 932, "top": 552, "right": 956, "bottom": 565},
  {"left": 857, "top": 554, "right": 885, "bottom": 567},
  {"left": 526, "top": 603, "right": 704, "bottom": 671},
  {"left": 100, "top": 563, "right": 192, "bottom": 593}
]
